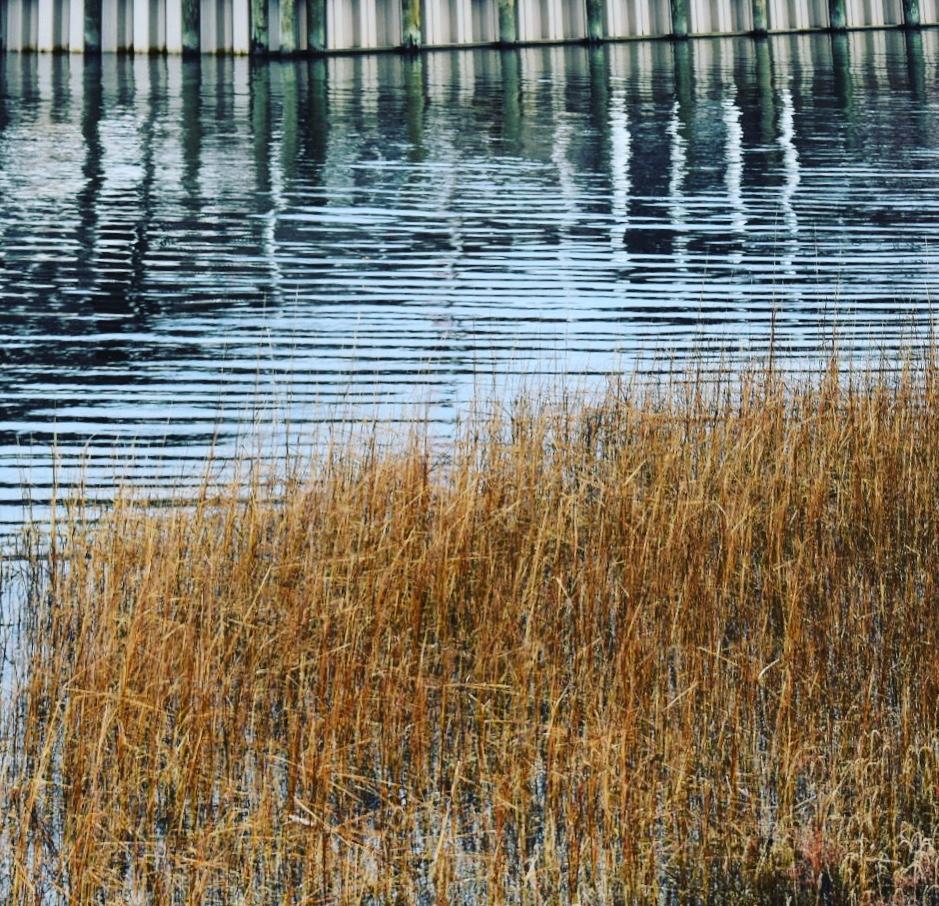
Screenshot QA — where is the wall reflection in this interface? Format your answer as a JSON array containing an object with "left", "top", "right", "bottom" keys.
[{"left": 0, "top": 31, "right": 938, "bottom": 520}]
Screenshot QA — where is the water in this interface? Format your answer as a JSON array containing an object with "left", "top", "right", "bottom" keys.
[{"left": 1, "top": 30, "right": 939, "bottom": 523}]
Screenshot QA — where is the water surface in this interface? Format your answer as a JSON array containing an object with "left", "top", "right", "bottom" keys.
[{"left": 1, "top": 31, "right": 939, "bottom": 522}]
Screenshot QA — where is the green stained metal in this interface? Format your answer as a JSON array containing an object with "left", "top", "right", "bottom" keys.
[
  {"left": 401, "top": 0, "right": 421, "bottom": 49},
  {"left": 498, "top": 0, "right": 517, "bottom": 44},
  {"left": 751, "top": 0, "right": 768, "bottom": 35},
  {"left": 828, "top": 0, "right": 846, "bottom": 30},
  {"left": 902, "top": 0, "right": 921, "bottom": 27},
  {"left": 280, "top": 0, "right": 296, "bottom": 52},
  {"left": 585, "top": 0, "right": 604, "bottom": 43},
  {"left": 251, "top": 0, "right": 269, "bottom": 52},
  {"left": 307, "top": 0, "right": 326, "bottom": 52},
  {"left": 84, "top": 0, "right": 102, "bottom": 52},
  {"left": 670, "top": 0, "right": 689, "bottom": 39},
  {"left": 181, "top": 0, "right": 200, "bottom": 53}
]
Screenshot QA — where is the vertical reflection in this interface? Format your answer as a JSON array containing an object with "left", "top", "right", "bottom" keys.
[
  {"left": 251, "top": 61, "right": 271, "bottom": 199},
  {"left": 550, "top": 47, "right": 578, "bottom": 302},
  {"left": 96, "top": 56, "right": 138, "bottom": 304},
  {"left": 280, "top": 62, "right": 298, "bottom": 185},
  {"left": 587, "top": 44, "right": 609, "bottom": 136},
  {"left": 777, "top": 86, "right": 800, "bottom": 278},
  {"left": 500, "top": 49, "right": 522, "bottom": 151},
  {"left": 302, "top": 57, "right": 328, "bottom": 170},
  {"left": 127, "top": 56, "right": 162, "bottom": 313},
  {"left": 722, "top": 85, "right": 745, "bottom": 266},
  {"left": 669, "top": 41, "right": 692, "bottom": 271},
  {"left": 754, "top": 38, "right": 775, "bottom": 146},
  {"left": 75, "top": 57, "right": 104, "bottom": 302},
  {"left": 18, "top": 54, "right": 38, "bottom": 114},
  {"left": 250, "top": 61, "right": 281, "bottom": 302},
  {"left": 403, "top": 56, "right": 425, "bottom": 161},
  {"left": 609, "top": 77, "right": 630, "bottom": 268},
  {"left": 50, "top": 54, "right": 71, "bottom": 120},
  {"left": 0, "top": 59, "right": 7, "bottom": 137},
  {"left": 830, "top": 31, "right": 852, "bottom": 112},
  {"left": 904, "top": 29, "right": 926, "bottom": 102},
  {"left": 180, "top": 58, "right": 202, "bottom": 205},
  {"left": 672, "top": 39, "right": 694, "bottom": 132}
]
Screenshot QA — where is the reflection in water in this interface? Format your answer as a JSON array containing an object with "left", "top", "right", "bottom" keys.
[{"left": 1, "top": 31, "right": 939, "bottom": 521}]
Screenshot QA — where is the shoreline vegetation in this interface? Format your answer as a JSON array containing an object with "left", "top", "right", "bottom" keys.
[{"left": 2, "top": 361, "right": 938, "bottom": 904}]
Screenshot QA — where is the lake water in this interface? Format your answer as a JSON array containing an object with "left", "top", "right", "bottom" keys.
[{"left": 1, "top": 30, "right": 939, "bottom": 523}]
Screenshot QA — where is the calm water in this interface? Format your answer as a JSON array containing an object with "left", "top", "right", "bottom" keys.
[{"left": 1, "top": 31, "right": 939, "bottom": 521}]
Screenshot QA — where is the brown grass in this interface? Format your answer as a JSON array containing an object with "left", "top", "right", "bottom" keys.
[{"left": 2, "top": 362, "right": 939, "bottom": 904}]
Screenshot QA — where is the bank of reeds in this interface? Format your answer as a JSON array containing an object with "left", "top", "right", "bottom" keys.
[{"left": 2, "top": 363, "right": 939, "bottom": 904}]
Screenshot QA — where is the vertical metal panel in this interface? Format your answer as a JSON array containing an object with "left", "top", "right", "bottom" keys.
[
  {"left": 165, "top": 0, "right": 182, "bottom": 49},
  {"left": 423, "top": 0, "right": 482, "bottom": 45},
  {"left": 358, "top": 0, "right": 376, "bottom": 46},
  {"left": 38, "top": 0, "right": 55, "bottom": 48},
  {"left": 69, "top": 0, "right": 85, "bottom": 47},
  {"left": 768, "top": 0, "right": 827, "bottom": 29},
  {"left": 324, "top": 0, "right": 348, "bottom": 45},
  {"left": 324, "top": 0, "right": 385, "bottom": 48},
  {"left": 11, "top": 0, "right": 38, "bottom": 49},
  {"left": 102, "top": 0, "right": 132, "bottom": 49},
  {"left": 845, "top": 0, "right": 902, "bottom": 24},
  {"left": 8, "top": 0, "right": 939, "bottom": 57},
  {"left": 200, "top": 0, "right": 216, "bottom": 48},
  {"left": 526, "top": 0, "right": 586, "bottom": 40},
  {"left": 423, "top": 0, "right": 442, "bottom": 42},
  {"left": 472, "top": 0, "right": 497, "bottom": 40},
  {"left": 133, "top": 0, "right": 152, "bottom": 49},
  {"left": 376, "top": 0, "right": 400, "bottom": 46},
  {"left": 690, "top": 0, "right": 751, "bottom": 33},
  {"left": 204, "top": 0, "right": 234, "bottom": 51},
  {"left": 232, "top": 0, "right": 249, "bottom": 49}
]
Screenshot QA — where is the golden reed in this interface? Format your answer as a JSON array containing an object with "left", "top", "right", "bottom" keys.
[{"left": 2, "top": 362, "right": 938, "bottom": 904}]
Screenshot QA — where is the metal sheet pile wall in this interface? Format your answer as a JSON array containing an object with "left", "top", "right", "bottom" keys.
[{"left": 0, "top": 0, "right": 935, "bottom": 55}]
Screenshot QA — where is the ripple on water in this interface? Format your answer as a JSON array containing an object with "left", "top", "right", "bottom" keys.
[{"left": 1, "top": 31, "right": 938, "bottom": 524}]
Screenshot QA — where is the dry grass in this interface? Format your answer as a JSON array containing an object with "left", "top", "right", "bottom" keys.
[{"left": 2, "top": 362, "right": 939, "bottom": 904}]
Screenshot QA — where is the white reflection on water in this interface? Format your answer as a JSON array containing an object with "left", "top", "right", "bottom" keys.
[{"left": 0, "top": 31, "right": 938, "bottom": 523}]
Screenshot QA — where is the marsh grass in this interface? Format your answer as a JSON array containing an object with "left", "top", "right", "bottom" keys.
[{"left": 1, "top": 361, "right": 938, "bottom": 904}]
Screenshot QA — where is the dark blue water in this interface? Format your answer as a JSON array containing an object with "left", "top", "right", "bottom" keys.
[{"left": 1, "top": 30, "right": 938, "bottom": 522}]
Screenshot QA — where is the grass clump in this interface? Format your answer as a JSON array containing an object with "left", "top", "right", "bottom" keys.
[{"left": 1, "top": 363, "right": 939, "bottom": 904}]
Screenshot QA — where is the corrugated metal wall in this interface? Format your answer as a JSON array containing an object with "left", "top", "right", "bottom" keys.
[{"left": 1, "top": 0, "right": 937, "bottom": 52}]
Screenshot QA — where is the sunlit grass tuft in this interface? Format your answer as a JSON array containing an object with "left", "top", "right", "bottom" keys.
[{"left": 2, "top": 361, "right": 938, "bottom": 904}]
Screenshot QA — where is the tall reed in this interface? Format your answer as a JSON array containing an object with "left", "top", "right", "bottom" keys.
[{"left": 2, "top": 362, "right": 938, "bottom": 904}]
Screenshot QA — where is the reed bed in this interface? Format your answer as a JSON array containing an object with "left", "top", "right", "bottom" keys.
[{"left": 2, "top": 363, "right": 939, "bottom": 905}]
